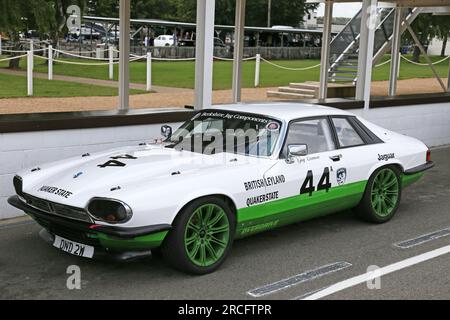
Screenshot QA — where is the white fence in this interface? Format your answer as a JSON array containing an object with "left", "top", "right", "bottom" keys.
[
  {"left": 1, "top": 37, "right": 449, "bottom": 97},
  {"left": 0, "top": 38, "right": 326, "bottom": 95}
]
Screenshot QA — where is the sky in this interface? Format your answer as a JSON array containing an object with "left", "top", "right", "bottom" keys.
[{"left": 317, "top": 3, "right": 362, "bottom": 18}]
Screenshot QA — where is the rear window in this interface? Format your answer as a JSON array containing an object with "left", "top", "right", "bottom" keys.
[{"left": 332, "top": 117, "right": 365, "bottom": 147}]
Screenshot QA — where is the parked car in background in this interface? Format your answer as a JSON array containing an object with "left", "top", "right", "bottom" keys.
[{"left": 154, "top": 35, "right": 174, "bottom": 47}]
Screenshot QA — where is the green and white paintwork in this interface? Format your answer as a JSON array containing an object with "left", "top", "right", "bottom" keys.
[{"left": 15, "top": 103, "right": 431, "bottom": 255}]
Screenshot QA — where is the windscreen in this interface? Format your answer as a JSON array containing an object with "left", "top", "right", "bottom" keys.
[{"left": 166, "top": 110, "right": 282, "bottom": 157}]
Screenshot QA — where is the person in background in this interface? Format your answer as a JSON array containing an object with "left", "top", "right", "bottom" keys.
[{"left": 172, "top": 29, "right": 178, "bottom": 46}]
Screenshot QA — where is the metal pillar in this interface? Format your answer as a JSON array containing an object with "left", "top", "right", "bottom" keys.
[
  {"left": 447, "top": 58, "right": 450, "bottom": 92},
  {"left": 194, "top": 0, "right": 216, "bottom": 110},
  {"left": 267, "top": 0, "right": 272, "bottom": 28},
  {"left": 389, "top": 7, "right": 402, "bottom": 97},
  {"left": 232, "top": 0, "right": 246, "bottom": 103},
  {"left": 318, "top": 0, "right": 333, "bottom": 100},
  {"left": 356, "top": 0, "right": 377, "bottom": 110},
  {"left": 118, "top": 0, "right": 131, "bottom": 111}
]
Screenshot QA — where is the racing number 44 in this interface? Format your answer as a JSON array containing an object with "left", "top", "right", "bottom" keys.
[{"left": 300, "top": 167, "right": 332, "bottom": 196}]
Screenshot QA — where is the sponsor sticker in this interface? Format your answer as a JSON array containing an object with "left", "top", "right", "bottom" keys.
[
  {"left": 39, "top": 186, "right": 73, "bottom": 198},
  {"left": 240, "top": 220, "right": 280, "bottom": 235},
  {"left": 336, "top": 168, "right": 347, "bottom": 186},
  {"left": 244, "top": 175, "right": 286, "bottom": 191},
  {"left": 378, "top": 153, "right": 395, "bottom": 161},
  {"left": 266, "top": 122, "right": 280, "bottom": 131},
  {"left": 246, "top": 191, "right": 279, "bottom": 207}
]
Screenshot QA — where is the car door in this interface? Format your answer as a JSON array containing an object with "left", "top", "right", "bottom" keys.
[
  {"left": 262, "top": 117, "right": 345, "bottom": 223},
  {"left": 328, "top": 116, "right": 381, "bottom": 190}
]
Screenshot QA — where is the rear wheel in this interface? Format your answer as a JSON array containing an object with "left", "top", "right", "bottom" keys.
[
  {"left": 162, "top": 197, "right": 235, "bottom": 274},
  {"left": 356, "top": 166, "right": 402, "bottom": 223}
]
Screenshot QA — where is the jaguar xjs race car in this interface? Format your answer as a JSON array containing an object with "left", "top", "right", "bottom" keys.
[{"left": 9, "top": 103, "right": 434, "bottom": 274}]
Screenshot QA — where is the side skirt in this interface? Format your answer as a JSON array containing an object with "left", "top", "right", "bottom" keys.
[{"left": 235, "top": 181, "right": 367, "bottom": 238}]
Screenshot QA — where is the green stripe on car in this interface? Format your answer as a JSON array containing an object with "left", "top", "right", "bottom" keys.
[{"left": 236, "top": 180, "right": 367, "bottom": 238}]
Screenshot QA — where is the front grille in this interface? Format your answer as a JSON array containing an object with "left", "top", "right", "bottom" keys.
[
  {"left": 53, "top": 203, "right": 90, "bottom": 222},
  {"left": 35, "top": 217, "right": 100, "bottom": 246},
  {"left": 30, "top": 197, "right": 52, "bottom": 212},
  {"left": 23, "top": 194, "right": 92, "bottom": 223}
]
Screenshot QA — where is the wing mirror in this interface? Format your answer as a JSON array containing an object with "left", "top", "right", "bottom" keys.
[
  {"left": 161, "top": 125, "right": 173, "bottom": 139},
  {"left": 287, "top": 144, "right": 308, "bottom": 163}
]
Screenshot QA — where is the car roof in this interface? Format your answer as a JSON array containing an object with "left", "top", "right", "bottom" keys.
[{"left": 209, "top": 102, "right": 354, "bottom": 122}]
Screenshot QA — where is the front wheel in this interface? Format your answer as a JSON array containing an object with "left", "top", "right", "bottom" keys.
[
  {"left": 162, "top": 197, "right": 235, "bottom": 274},
  {"left": 355, "top": 166, "right": 402, "bottom": 223}
]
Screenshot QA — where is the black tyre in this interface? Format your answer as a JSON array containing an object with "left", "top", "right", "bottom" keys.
[
  {"left": 355, "top": 165, "right": 402, "bottom": 223},
  {"left": 161, "top": 197, "right": 235, "bottom": 274}
]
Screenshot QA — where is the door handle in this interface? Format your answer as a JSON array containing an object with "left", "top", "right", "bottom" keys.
[{"left": 330, "top": 154, "right": 342, "bottom": 162}]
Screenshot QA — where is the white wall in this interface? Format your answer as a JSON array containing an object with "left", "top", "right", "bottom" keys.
[
  {"left": 351, "top": 102, "right": 450, "bottom": 147},
  {"left": 0, "top": 122, "right": 182, "bottom": 220}
]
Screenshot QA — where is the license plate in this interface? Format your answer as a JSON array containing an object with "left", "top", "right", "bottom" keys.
[{"left": 53, "top": 235, "right": 94, "bottom": 258}]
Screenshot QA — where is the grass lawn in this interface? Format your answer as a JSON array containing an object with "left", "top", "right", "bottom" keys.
[
  {"left": 1, "top": 54, "right": 448, "bottom": 91},
  {"left": 0, "top": 71, "right": 143, "bottom": 98}
]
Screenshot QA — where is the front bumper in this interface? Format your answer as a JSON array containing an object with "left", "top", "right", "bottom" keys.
[{"left": 8, "top": 195, "right": 171, "bottom": 261}]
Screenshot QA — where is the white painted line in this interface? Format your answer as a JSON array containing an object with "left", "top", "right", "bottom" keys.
[
  {"left": 247, "top": 261, "right": 352, "bottom": 298},
  {"left": 291, "top": 287, "right": 327, "bottom": 300},
  {"left": 302, "top": 244, "right": 450, "bottom": 300},
  {"left": 394, "top": 227, "right": 450, "bottom": 249}
]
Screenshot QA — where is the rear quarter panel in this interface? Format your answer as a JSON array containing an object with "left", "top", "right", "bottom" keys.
[{"left": 357, "top": 117, "right": 428, "bottom": 179}]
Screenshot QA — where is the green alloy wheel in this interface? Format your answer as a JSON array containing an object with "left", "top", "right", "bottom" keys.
[
  {"left": 184, "top": 204, "right": 230, "bottom": 267},
  {"left": 162, "top": 197, "right": 235, "bottom": 274},
  {"left": 356, "top": 166, "right": 402, "bottom": 223},
  {"left": 371, "top": 168, "right": 400, "bottom": 217}
]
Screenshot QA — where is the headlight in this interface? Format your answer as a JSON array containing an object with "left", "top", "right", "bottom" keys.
[
  {"left": 87, "top": 198, "right": 132, "bottom": 224},
  {"left": 13, "top": 176, "right": 24, "bottom": 198}
]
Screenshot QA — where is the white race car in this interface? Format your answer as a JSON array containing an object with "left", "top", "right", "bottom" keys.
[{"left": 9, "top": 103, "right": 434, "bottom": 274}]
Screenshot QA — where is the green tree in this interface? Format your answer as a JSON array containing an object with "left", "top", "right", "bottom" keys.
[
  {"left": 0, "top": 0, "right": 24, "bottom": 34},
  {"left": 247, "top": 0, "right": 313, "bottom": 27},
  {"left": 44, "top": 0, "right": 86, "bottom": 46},
  {"left": 432, "top": 15, "right": 450, "bottom": 57},
  {"left": 0, "top": 0, "right": 28, "bottom": 68},
  {"left": 128, "top": 0, "right": 312, "bottom": 27},
  {"left": 1, "top": 0, "right": 86, "bottom": 68},
  {"left": 406, "top": 13, "right": 438, "bottom": 62},
  {"left": 87, "top": 0, "right": 119, "bottom": 18}
]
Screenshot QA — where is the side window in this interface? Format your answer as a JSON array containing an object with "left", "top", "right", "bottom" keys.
[
  {"left": 332, "top": 117, "right": 365, "bottom": 147},
  {"left": 284, "top": 118, "right": 335, "bottom": 155}
]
